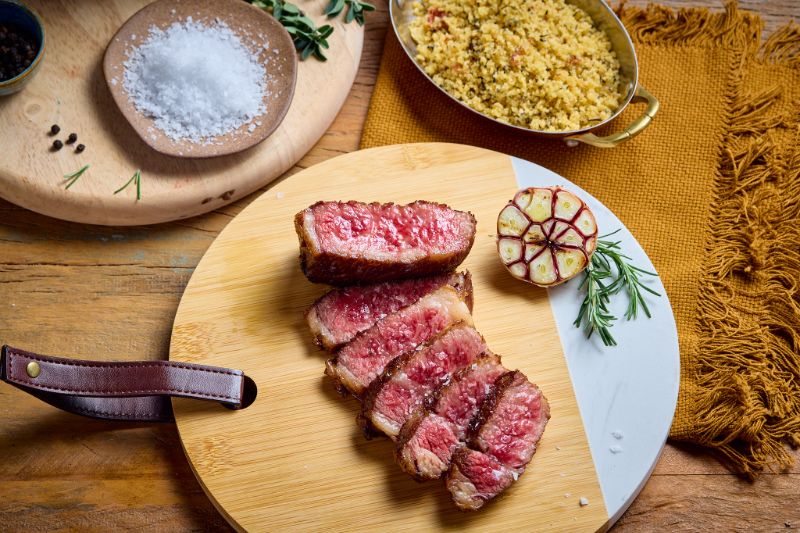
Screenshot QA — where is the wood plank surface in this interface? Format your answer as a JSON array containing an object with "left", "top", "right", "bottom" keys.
[{"left": 0, "top": 0, "right": 798, "bottom": 531}]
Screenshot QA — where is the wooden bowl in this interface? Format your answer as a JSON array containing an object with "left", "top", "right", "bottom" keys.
[{"left": 103, "top": 0, "right": 298, "bottom": 158}]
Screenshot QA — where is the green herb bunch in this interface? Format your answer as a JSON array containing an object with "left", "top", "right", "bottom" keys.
[
  {"left": 573, "top": 230, "right": 661, "bottom": 346},
  {"left": 250, "top": 0, "right": 334, "bottom": 60},
  {"left": 324, "top": 0, "right": 375, "bottom": 25},
  {"left": 249, "top": 0, "right": 373, "bottom": 61}
]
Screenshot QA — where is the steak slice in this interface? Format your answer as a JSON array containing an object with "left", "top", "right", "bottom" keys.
[
  {"left": 325, "top": 285, "right": 473, "bottom": 396},
  {"left": 446, "top": 447, "right": 515, "bottom": 512},
  {"left": 361, "top": 323, "right": 487, "bottom": 439},
  {"left": 295, "top": 201, "right": 477, "bottom": 285},
  {"left": 445, "top": 370, "right": 550, "bottom": 510},
  {"left": 306, "top": 271, "right": 473, "bottom": 351},
  {"left": 470, "top": 370, "right": 550, "bottom": 472},
  {"left": 395, "top": 354, "right": 505, "bottom": 480}
]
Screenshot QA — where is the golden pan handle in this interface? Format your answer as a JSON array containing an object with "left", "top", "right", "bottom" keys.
[{"left": 564, "top": 85, "right": 660, "bottom": 148}]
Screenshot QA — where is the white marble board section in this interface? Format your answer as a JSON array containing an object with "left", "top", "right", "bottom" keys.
[{"left": 511, "top": 156, "right": 681, "bottom": 525}]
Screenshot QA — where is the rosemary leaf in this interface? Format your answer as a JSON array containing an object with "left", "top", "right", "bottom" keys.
[
  {"left": 573, "top": 229, "right": 661, "bottom": 346},
  {"left": 62, "top": 164, "right": 90, "bottom": 190},
  {"left": 115, "top": 169, "right": 142, "bottom": 202}
]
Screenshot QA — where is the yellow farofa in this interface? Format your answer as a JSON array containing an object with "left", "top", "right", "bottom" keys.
[{"left": 409, "top": 0, "right": 623, "bottom": 132}]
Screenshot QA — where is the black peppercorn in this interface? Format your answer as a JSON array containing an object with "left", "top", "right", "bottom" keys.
[
  {"left": 52, "top": 139, "right": 63, "bottom": 150},
  {"left": 76, "top": 144, "right": 85, "bottom": 153},
  {"left": 50, "top": 124, "right": 60, "bottom": 135},
  {"left": 67, "top": 133, "right": 77, "bottom": 144}
]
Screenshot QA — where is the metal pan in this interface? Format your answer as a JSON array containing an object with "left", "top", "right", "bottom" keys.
[{"left": 390, "top": 0, "right": 659, "bottom": 148}]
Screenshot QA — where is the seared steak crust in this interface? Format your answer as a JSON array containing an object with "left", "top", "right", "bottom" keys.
[
  {"left": 295, "top": 201, "right": 477, "bottom": 286},
  {"left": 444, "top": 370, "right": 550, "bottom": 511},
  {"left": 307, "top": 272, "right": 473, "bottom": 351},
  {"left": 468, "top": 370, "right": 550, "bottom": 471},
  {"left": 395, "top": 354, "right": 504, "bottom": 480},
  {"left": 325, "top": 285, "right": 473, "bottom": 396},
  {"left": 360, "top": 322, "right": 487, "bottom": 439},
  {"left": 446, "top": 447, "right": 515, "bottom": 511}
]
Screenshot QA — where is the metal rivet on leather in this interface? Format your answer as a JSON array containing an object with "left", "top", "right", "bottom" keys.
[{"left": 26, "top": 361, "right": 41, "bottom": 378}]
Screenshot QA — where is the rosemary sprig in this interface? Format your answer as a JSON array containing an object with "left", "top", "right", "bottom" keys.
[
  {"left": 324, "top": 0, "right": 375, "bottom": 26},
  {"left": 62, "top": 164, "right": 90, "bottom": 190},
  {"left": 573, "top": 230, "right": 661, "bottom": 346},
  {"left": 249, "top": 0, "right": 334, "bottom": 61},
  {"left": 114, "top": 169, "right": 142, "bottom": 201}
]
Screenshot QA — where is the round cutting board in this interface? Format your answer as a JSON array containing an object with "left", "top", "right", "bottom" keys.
[
  {"left": 0, "top": 0, "right": 362, "bottom": 226},
  {"left": 170, "top": 143, "right": 679, "bottom": 532}
]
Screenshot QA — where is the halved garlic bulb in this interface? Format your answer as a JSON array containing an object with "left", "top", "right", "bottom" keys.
[{"left": 497, "top": 186, "right": 598, "bottom": 287}]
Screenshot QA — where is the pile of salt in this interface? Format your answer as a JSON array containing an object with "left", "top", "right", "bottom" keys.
[{"left": 123, "top": 18, "right": 268, "bottom": 143}]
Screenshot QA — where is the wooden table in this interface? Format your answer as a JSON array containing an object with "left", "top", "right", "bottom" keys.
[{"left": 1, "top": 1, "right": 798, "bottom": 530}]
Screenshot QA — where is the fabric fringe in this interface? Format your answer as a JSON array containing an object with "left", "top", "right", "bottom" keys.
[
  {"left": 616, "top": 1, "right": 762, "bottom": 53},
  {"left": 619, "top": 2, "right": 800, "bottom": 478}
]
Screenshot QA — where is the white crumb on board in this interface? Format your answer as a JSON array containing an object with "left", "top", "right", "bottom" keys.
[
  {"left": 612, "top": 430, "right": 624, "bottom": 440},
  {"left": 610, "top": 445, "right": 623, "bottom": 454},
  {"left": 579, "top": 497, "right": 589, "bottom": 506}
]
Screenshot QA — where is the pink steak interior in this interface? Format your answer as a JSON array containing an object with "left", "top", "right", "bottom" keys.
[
  {"left": 479, "top": 377, "right": 546, "bottom": 470},
  {"left": 338, "top": 305, "right": 455, "bottom": 390},
  {"left": 373, "top": 326, "right": 485, "bottom": 429},
  {"left": 312, "top": 201, "right": 473, "bottom": 255},
  {"left": 315, "top": 274, "right": 451, "bottom": 345}
]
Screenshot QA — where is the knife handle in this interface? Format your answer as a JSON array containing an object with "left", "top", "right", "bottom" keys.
[{"left": 0, "top": 345, "right": 257, "bottom": 422}]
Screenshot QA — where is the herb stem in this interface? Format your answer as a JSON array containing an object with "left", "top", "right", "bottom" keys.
[
  {"left": 573, "top": 229, "right": 661, "bottom": 346},
  {"left": 62, "top": 164, "right": 90, "bottom": 190},
  {"left": 115, "top": 169, "right": 142, "bottom": 201}
]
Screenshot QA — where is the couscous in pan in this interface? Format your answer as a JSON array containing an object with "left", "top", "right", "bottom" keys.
[{"left": 391, "top": 0, "right": 659, "bottom": 147}]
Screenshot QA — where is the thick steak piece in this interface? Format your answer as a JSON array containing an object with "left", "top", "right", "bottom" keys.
[
  {"left": 295, "top": 201, "right": 477, "bottom": 285},
  {"left": 362, "top": 323, "right": 487, "bottom": 439},
  {"left": 446, "top": 370, "right": 550, "bottom": 510},
  {"left": 325, "top": 285, "right": 473, "bottom": 396},
  {"left": 306, "top": 272, "right": 473, "bottom": 351},
  {"left": 395, "top": 354, "right": 505, "bottom": 480},
  {"left": 446, "top": 448, "right": 515, "bottom": 512}
]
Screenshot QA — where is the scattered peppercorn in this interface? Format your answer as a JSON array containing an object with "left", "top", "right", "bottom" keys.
[
  {"left": 50, "top": 124, "right": 60, "bottom": 135},
  {"left": 75, "top": 144, "right": 85, "bottom": 153},
  {"left": 0, "top": 23, "right": 38, "bottom": 81},
  {"left": 52, "top": 139, "right": 63, "bottom": 150},
  {"left": 67, "top": 133, "right": 77, "bottom": 144}
]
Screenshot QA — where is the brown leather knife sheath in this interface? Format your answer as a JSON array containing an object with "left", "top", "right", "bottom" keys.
[{"left": 0, "top": 345, "right": 256, "bottom": 422}]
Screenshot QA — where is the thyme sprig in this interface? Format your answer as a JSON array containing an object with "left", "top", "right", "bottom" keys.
[
  {"left": 114, "top": 169, "right": 142, "bottom": 201},
  {"left": 573, "top": 230, "right": 661, "bottom": 346},
  {"left": 250, "top": 0, "right": 334, "bottom": 61},
  {"left": 62, "top": 164, "right": 90, "bottom": 190},
  {"left": 324, "top": 0, "right": 375, "bottom": 26}
]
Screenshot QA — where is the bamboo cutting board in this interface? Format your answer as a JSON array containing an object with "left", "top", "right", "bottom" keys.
[
  {"left": 0, "top": 0, "right": 362, "bottom": 226},
  {"left": 169, "top": 143, "right": 679, "bottom": 532}
]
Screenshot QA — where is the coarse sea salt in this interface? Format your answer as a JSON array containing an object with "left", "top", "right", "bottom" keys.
[{"left": 123, "top": 18, "right": 268, "bottom": 143}]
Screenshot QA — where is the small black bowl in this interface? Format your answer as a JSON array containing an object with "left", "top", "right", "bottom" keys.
[{"left": 0, "top": 0, "right": 45, "bottom": 95}]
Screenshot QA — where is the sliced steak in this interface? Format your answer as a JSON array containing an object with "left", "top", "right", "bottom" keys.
[
  {"left": 306, "top": 271, "right": 473, "bottom": 351},
  {"left": 446, "top": 447, "right": 515, "bottom": 512},
  {"left": 325, "top": 285, "right": 473, "bottom": 396},
  {"left": 445, "top": 370, "right": 550, "bottom": 510},
  {"left": 362, "top": 323, "right": 487, "bottom": 439},
  {"left": 395, "top": 354, "right": 505, "bottom": 480},
  {"left": 295, "top": 201, "right": 477, "bottom": 285},
  {"left": 470, "top": 370, "right": 550, "bottom": 472}
]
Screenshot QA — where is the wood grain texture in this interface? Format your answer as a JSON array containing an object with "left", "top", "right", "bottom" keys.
[
  {"left": 0, "top": 0, "right": 798, "bottom": 531},
  {"left": 0, "top": 0, "right": 361, "bottom": 225},
  {"left": 170, "top": 143, "right": 607, "bottom": 531}
]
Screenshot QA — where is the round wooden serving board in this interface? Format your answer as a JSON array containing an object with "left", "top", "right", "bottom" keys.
[
  {"left": 0, "top": 0, "right": 363, "bottom": 226},
  {"left": 170, "top": 143, "right": 679, "bottom": 532}
]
